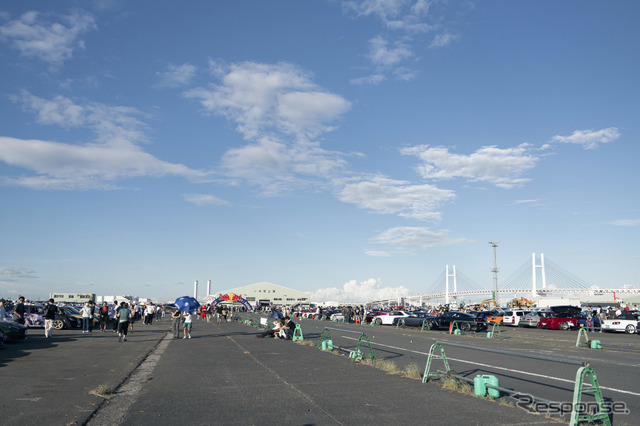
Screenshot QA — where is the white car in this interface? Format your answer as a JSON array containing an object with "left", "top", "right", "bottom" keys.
[
  {"left": 502, "top": 309, "right": 532, "bottom": 326},
  {"left": 371, "top": 310, "right": 411, "bottom": 325},
  {"left": 601, "top": 312, "right": 639, "bottom": 334}
]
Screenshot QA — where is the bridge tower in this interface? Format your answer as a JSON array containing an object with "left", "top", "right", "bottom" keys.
[
  {"left": 446, "top": 264, "right": 457, "bottom": 305},
  {"left": 531, "top": 253, "right": 547, "bottom": 297}
]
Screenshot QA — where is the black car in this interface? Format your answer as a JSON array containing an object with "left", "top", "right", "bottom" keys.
[
  {"left": 53, "top": 306, "right": 83, "bottom": 329},
  {"left": 0, "top": 320, "right": 28, "bottom": 343},
  {"left": 392, "top": 312, "right": 437, "bottom": 328},
  {"left": 433, "top": 311, "right": 487, "bottom": 332}
]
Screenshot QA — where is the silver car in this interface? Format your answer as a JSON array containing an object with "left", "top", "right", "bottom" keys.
[{"left": 518, "top": 310, "right": 551, "bottom": 328}]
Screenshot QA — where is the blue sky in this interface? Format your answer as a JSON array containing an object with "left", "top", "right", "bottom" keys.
[{"left": 0, "top": 1, "right": 638, "bottom": 303}]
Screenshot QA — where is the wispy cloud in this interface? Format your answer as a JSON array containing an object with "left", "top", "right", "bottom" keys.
[
  {"left": 371, "top": 226, "right": 468, "bottom": 248},
  {"left": 343, "top": 0, "right": 464, "bottom": 83},
  {"left": 429, "top": 32, "right": 460, "bottom": 49},
  {"left": 338, "top": 175, "right": 455, "bottom": 220},
  {"left": 350, "top": 74, "right": 386, "bottom": 86},
  {"left": 550, "top": 127, "right": 620, "bottom": 150},
  {"left": 156, "top": 63, "right": 197, "bottom": 88},
  {"left": 367, "top": 35, "right": 413, "bottom": 67},
  {"left": 0, "top": 10, "right": 96, "bottom": 68},
  {"left": 182, "top": 193, "right": 230, "bottom": 206},
  {"left": 607, "top": 218, "right": 640, "bottom": 227},
  {"left": 0, "top": 92, "right": 207, "bottom": 190},
  {"left": 401, "top": 143, "right": 539, "bottom": 189},
  {"left": 364, "top": 250, "right": 391, "bottom": 257}
]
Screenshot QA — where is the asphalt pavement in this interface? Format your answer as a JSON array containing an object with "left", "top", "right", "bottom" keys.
[{"left": 1, "top": 316, "right": 560, "bottom": 426}]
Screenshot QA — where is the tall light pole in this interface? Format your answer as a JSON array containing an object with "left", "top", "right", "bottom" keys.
[{"left": 489, "top": 242, "right": 499, "bottom": 301}]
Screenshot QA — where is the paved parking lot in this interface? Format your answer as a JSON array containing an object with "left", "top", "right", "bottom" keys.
[{"left": 2, "top": 317, "right": 564, "bottom": 426}]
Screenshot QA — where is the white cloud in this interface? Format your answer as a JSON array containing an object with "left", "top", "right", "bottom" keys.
[
  {"left": 12, "top": 90, "right": 149, "bottom": 145},
  {"left": 429, "top": 32, "right": 460, "bottom": 49},
  {"left": 550, "top": 127, "right": 620, "bottom": 150},
  {"left": 0, "top": 136, "right": 206, "bottom": 190},
  {"left": 310, "top": 278, "right": 410, "bottom": 304},
  {"left": 607, "top": 218, "right": 640, "bottom": 227},
  {"left": 350, "top": 74, "right": 386, "bottom": 85},
  {"left": 371, "top": 226, "right": 468, "bottom": 248},
  {"left": 186, "top": 61, "right": 351, "bottom": 141},
  {"left": 364, "top": 250, "right": 391, "bottom": 257},
  {"left": 182, "top": 193, "right": 230, "bottom": 206},
  {"left": 343, "top": 0, "right": 464, "bottom": 82},
  {"left": 401, "top": 144, "right": 538, "bottom": 188},
  {"left": 338, "top": 175, "right": 455, "bottom": 220},
  {"left": 156, "top": 63, "right": 197, "bottom": 88},
  {"left": 0, "top": 10, "right": 96, "bottom": 68},
  {"left": 367, "top": 35, "right": 413, "bottom": 67},
  {"left": 0, "top": 92, "right": 207, "bottom": 190},
  {"left": 185, "top": 62, "right": 353, "bottom": 194}
]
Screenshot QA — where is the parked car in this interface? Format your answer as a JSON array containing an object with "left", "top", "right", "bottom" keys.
[
  {"left": 432, "top": 311, "right": 486, "bottom": 332},
  {"left": 371, "top": 310, "right": 411, "bottom": 325},
  {"left": 600, "top": 311, "right": 639, "bottom": 334},
  {"left": 54, "top": 306, "right": 84, "bottom": 329},
  {"left": 392, "top": 312, "right": 437, "bottom": 328},
  {"left": 538, "top": 306, "right": 582, "bottom": 330},
  {"left": 364, "top": 311, "right": 387, "bottom": 324},
  {"left": 576, "top": 310, "right": 602, "bottom": 330},
  {"left": 502, "top": 309, "right": 532, "bottom": 326},
  {"left": 0, "top": 320, "right": 28, "bottom": 343},
  {"left": 23, "top": 304, "right": 46, "bottom": 328},
  {"left": 518, "top": 310, "right": 551, "bottom": 328},
  {"left": 484, "top": 311, "right": 504, "bottom": 325}
]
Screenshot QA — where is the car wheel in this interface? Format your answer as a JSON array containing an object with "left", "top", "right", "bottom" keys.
[
  {"left": 560, "top": 322, "right": 570, "bottom": 330},
  {"left": 625, "top": 324, "right": 635, "bottom": 334},
  {"left": 460, "top": 322, "right": 471, "bottom": 332},
  {"left": 374, "top": 318, "right": 382, "bottom": 325},
  {"left": 53, "top": 319, "right": 65, "bottom": 330}
]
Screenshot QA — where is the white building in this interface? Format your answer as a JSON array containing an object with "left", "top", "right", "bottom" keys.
[{"left": 205, "top": 281, "right": 310, "bottom": 308}]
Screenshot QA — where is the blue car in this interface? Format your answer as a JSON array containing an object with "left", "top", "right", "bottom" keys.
[{"left": 577, "top": 311, "right": 601, "bottom": 330}]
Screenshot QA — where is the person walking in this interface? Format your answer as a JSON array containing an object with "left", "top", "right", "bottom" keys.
[
  {"left": 88, "top": 301, "right": 96, "bottom": 333},
  {"left": 110, "top": 301, "right": 119, "bottom": 332},
  {"left": 43, "top": 298, "right": 57, "bottom": 338},
  {"left": 99, "top": 302, "right": 109, "bottom": 332},
  {"left": 171, "top": 308, "right": 182, "bottom": 339},
  {"left": 116, "top": 302, "right": 132, "bottom": 342},
  {"left": 81, "top": 302, "right": 91, "bottom": 333},
  {"left": 183, "top": 311, "right": 193, "bottom": 339}
]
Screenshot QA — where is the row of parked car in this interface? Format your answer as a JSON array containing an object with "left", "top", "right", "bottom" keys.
[
  {"left": 353, "top": 306, "right": 640, "bottom": 335},
  {"left": 495, "top": 306, "right": 640, "bottom": 333}
]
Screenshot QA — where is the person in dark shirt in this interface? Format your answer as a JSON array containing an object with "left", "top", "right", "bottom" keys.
[
  {"left": 44, "top": 299, "right": 57, "bottom": 338},
  {"left": 13, "top": 296, "right": 26, "bottom": 325}
]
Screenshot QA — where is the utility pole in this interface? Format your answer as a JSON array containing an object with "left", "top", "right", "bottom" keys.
[{"left": 489, "top": 242, "right": 499, "bottom": 301}]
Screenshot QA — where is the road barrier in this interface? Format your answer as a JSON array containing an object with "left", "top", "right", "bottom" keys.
[
  {"left": 292, "top": 324, "right": 304, "bottom": 342},
  {"left": 317, "top": 327, "right": 376, "bottom": 363},
  {"left": 422, "top": 340, "right": 610, "bottom": 426},
  {"left": 396, "top": 318, "right": 405, "bottom": 328},
  {"left": 421, "top": 318, "right": 432, "bottom": 331},
  {"left": 576, "top": 328, "right": 602, "bottom": 349},
  {"left": 486, "top": 323, "right": 503, "bottom": 339}
]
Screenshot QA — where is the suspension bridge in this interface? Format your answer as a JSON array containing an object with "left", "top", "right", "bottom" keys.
[{"left": 369, "top": 253, "right": 640, "bottom": 307}]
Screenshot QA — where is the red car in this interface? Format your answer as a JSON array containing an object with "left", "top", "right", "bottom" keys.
[
  {"left": 538, "top": 306, "right": 582, "bottom": 330},
  {"left": 364, "top": 311, "right": 387, "bottom": 324}
]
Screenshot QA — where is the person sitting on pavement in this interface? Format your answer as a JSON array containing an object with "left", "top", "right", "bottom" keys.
[
  {"left": 278, "top": 316, "right": 295, "bottom": 340},
  {"left": 256, "top": 319, "right": 283, "bottom": 338}
]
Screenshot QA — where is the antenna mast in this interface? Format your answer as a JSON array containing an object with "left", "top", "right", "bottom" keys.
[{"left": 489, "top": 242, "right": 499, "bottom": 301}]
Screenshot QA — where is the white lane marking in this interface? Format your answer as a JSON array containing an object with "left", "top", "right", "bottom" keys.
[{"left": 341, "top": 336, "right": 640, "bottom": 397}]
